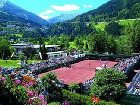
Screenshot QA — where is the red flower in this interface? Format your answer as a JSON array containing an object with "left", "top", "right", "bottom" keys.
[{"left": 91, "top": 96, "right": 101, "bottom": 103}]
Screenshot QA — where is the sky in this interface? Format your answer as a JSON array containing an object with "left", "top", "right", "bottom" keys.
[{"left": 9, "top": 0, "right": 109, "bottom": 20}]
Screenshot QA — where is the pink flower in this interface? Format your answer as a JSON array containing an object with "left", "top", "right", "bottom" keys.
[
  {"left": 42, "top": 101, "right": 47, "bottom": 105},
  {"left": 39, "top": 94, "right": 44, "bottom": 101},
  {"left": 27, "top": 90, "right": 34, "bottom": 97},
  {"left": 1, "top": 77, "right": 6, "bottom": 81},
  {"left": 25, "top": 83, "right": 29, "bottom": 87},
  {"left": 21, "top": 82, "right": 26, "bottom": 86},
  {"left": 15, "top": 79, "right": 21, "bottom": 85},
  {"left": 28, "top": 82, "right": 33, "bottom": 86}
]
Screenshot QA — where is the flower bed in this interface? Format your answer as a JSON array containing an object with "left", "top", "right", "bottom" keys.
[{"left": 0, "top": 75, "right": 47, "bottom": 105}]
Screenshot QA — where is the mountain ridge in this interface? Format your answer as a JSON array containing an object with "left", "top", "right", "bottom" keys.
[
  {"left": 0, "top": 0, "right": 49, "bottom": 26},
  {"left": 48, "top": 14, "right": 79, "bottom": 23}
]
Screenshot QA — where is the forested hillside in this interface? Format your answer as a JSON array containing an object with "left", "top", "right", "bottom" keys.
[
  {"left": 46, "top": 22, "right": 96, "bottom": 37},
  {"left": 0, "top": 11, "right": 42, "bottom": 27},
  {"left": 72, "top": 0, "right": 140, "bottom": 22},
  {"left": 45, "top": 0, "right": 140, "bottom": 36}
]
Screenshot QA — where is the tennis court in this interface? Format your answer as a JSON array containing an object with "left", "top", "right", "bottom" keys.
[{"left": 39, "top": 60, "right": 117, "bottom": 85}]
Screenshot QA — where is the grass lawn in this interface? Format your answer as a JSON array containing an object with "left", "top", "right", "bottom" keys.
[
  {"left": 69, "top": 42, "right": 76, "bottom": 49},
  {"left": 0, "top": 60, "right": 20, "bottom": 68},
  {"left": 118, "top": 19, "right": 135, "bottom": 26},
  {"left": 0, "top": 60, "right": 45, "bottom": 68},
  {"left": 45, "top": 41, "right": 49, "bottom": 45},
  {"left": 94, "top": 19, "right": 137, "bottom": 31},
  {"left": 15, "top": 34, "right": 23, "bottom": 37},
  {"left": 95, "top": 22, "right": 107, "bottom": 31}
]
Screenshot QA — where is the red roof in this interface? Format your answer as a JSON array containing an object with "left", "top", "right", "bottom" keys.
[{"left": 39, "top": 60, "right": 117, "bottom": 85}]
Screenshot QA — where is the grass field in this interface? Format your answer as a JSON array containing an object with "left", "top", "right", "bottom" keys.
[
  {"left": 95, "top": 22, "right": 107, "bottom": 31},
  {"left": 94, "top": 19, "right": 138, "bottom": 31},
  {"left": 15, "top": 34, "right": 22, "bottom": 37},
  {"left": 0, "top": 60, "right": 44, "bottom": 68},
  {"left": 69, "top": 42, "right": 76, "bottom": 49},
  {"left": 118, "top": 19, "right": 135, "bottom": 26}
]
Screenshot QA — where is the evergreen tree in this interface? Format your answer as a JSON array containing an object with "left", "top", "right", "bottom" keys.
[
  {"left": 128, "top": 20, "right": 140, "bottom": 53},
  {"left": 105, "top": 21, "right": 122, "bottom": 36},
  {"left": 0, "top": 39, "right": 13, "bottom": 59},
  {"left": 40, "top": 44, "right": 48, "bottom": 60}
]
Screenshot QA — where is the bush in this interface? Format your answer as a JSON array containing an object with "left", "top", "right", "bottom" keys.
[
  {"left": 48, "top": 102, "right": 61, "bottom": 105},
  {"left": 62, "top": 89, "right": 91, "bottom": 105},
  {"left": 97, "top": 101, "right": 120, "bottom": 105},
  {"left": 0, "top": 76, "right": 28, "bottom": 105},
  {"left": 90, "top": 68, "right": 127, "bottom": 101},
  {"left": 86, "top": 101, "right": 119, "bottom": 105},
  {"left": 68, "top": 83, "right": 80, "bottom": 92}
]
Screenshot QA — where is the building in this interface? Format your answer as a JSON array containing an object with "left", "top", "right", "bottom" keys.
[
  {"left": 47, "top": 51, "right": 67, "bottom": 58},
  {"left": 11, "top": 43, "right": 60, "bottom": 54}
]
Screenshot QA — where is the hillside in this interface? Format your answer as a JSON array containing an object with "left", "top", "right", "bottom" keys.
[
  {"left": 46, "top": 0, "right": 140, "bottom": 36},
  {"left": 0, "top": 11, "right": 42, "bottom": 26},
  {"left": 0, "top": 0, "right": 50, "bottom": 37},
  {"left": 94, "top": 19, "right": 139, "bottom": 31},
  {"left": 0, "top": 11, "right": 48, "bottom": 38},
  {"left": 72, "top": 0, "right": 140, "bottom": 22}
]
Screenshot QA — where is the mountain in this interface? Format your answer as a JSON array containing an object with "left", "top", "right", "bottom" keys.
[
  {"left": 72, "top": 0, "right": 140, "bottom": 22},
  {"left": 0, "top": 11, "right": 42, "bottom": 26},
  {"left": 48, "top": 14, "right": 78, "bottom": 23},
  {"left": 0, "top": 0, "right": 48, "bottom": 25}
]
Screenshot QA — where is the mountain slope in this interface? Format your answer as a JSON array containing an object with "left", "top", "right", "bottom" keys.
[
  {"left": 0, "top": 0, "right": 48, "bottom": 25},
  {"left": 72, "top": 0, "right": 140, "bottom": 22},
  {"left": 0, "top": 11, "right": 42, "bottom": 26},
  {"left": 45, "top": 0, "right": 140, "bottom": 36}
]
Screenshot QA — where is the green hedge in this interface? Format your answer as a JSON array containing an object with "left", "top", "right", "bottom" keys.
[
  {"left": 62, "top": 89, "right": 91, "bottom": 105},
  {"left": 47, "top": 102, "right": 61, "bottom": 105},
  {"left": 62, "top": 89, "right": 119, "bottom": 105},
  {"left": 85, "top": 53, "right": 131, "bottom": 61}
]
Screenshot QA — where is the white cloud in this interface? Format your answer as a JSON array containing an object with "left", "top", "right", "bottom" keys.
[
  {"left": 44, "top": 10, "right": 54, "bottom": 14},
  {"left": 83, "top": 4, "right": 93, "bottom": 8},
  {"left": 51, "top": 4, "right": 80, "bottom": 12},
  {"left": 39, "top": 9, "right": 54, "bottom": 20}
]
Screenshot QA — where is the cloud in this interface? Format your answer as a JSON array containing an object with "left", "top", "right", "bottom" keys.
[
  {"left": 39, "top": 9, "right": 54, "bottom": 20},
  {"left": 83, "top": 4, "right": 93, "bottom": 8},
  {"left": 51, "top": 4, "right": 80, "bottom": 12},
  {"left": 39, "top": 4, "right": 80, "bottom": 19}
]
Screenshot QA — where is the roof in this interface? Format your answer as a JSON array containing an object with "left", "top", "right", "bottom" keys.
[
  {"left": 47, "top": 51, "right": 66, "bottom": 55},
  {"left": 33, "top": 45, "right": 59, "bottom": 49},
  {"left": 11, "top": 43, "right": 29, "bottom": 46},
  {"left": 11, "top": 44, "right": 59, "bottom": 49},
  {"left": 39, "top": 60, "right": 117, "bottom": 85}
]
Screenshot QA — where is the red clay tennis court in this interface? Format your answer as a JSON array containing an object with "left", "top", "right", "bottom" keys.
[{"left": 39, "top": 60, "right": 117, "bottom": 85}]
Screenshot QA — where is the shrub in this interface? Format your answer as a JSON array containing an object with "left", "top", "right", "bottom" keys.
[
  {"left": 62, "top": 89, "right": 91, "bottom": 104},
  {"left": 48, "top": 102, "right": 61, "bottom": 105},
  {"left": 90, "top": 68, "right": 127, "bottom": 101},
  {"left": 68, "top": 83, "right": 80, "bottom": 92}
]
